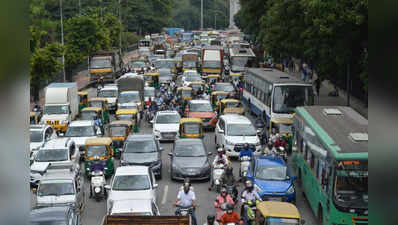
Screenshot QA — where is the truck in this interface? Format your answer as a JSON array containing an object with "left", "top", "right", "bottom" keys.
[
  {"left": 116, "top": 74, "right": 145, "bottom": 107},
  {"left": 89, "top": 50, "right": 123, "bottom": 83},
  {"left": 40, "top": 82, "right": 78, "bottom": 133},
  {"left": 182, "top": 52, "right": 199, "bottom": 72},
  {"left": 100, "top": 215, "right": 189, "bottom": 225},
  {"left": 201, "top": 47, "right": 224, "bottom": 76}
]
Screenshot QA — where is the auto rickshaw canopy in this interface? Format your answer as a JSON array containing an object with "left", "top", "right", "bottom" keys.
[
  {"left": 109, "top": 120, "right": 133, "bottom": 127},
  {"left": 144, "top": 72, "right": 160, "bottom": 77},
  {"left": 116, "top": 108, "right": 139, "bottom": 115},
  {"left": 78, "top": 91, "right": 88, "bottom": 97},
  {"left": 81, "top": 107, "right": 103, "bottom": 113},
  {"left": 84, "top": 137, "right": 113, "bottom": 146},
  {"left": 180, "top": 117, "right": 202, "bottom": 124},
  {"left": 229, "top": 73, "right": 243, "bottom": 77},
  {"left": 256, "top": 201, "right": 301, "bottom": 220}
]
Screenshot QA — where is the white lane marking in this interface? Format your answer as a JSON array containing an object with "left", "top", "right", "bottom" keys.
[{"left": 161, "top": 185, "right": 168, "bottom": 205}]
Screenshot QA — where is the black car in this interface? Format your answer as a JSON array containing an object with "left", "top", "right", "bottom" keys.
[
  {"left": 120, "top": 134, "right": 163, "bottom": 179},
  {"left": 30, "top": 206, "right": 80, "bottom": 225},
  {"left": 169, "top": 138, "right": 212, "bottom": 181}
]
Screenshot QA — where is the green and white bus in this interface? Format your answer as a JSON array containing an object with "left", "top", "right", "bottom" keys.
[{"left": 292, "top": 106, "right": 368, "bottom": 225}]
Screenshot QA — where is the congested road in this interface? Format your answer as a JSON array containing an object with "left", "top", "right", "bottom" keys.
[{"left": 77, "top": 86, "right": 318, "bottom": 225}]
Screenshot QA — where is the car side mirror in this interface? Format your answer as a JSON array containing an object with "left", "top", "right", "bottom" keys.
[
  {"left": 58, "top": 132, "right": 65, "bottom": 137},
  {"left": 168, "top": 152, "right": 173, "bottom": 157},
  {"left": 153, "top": 183, "right": 158, "bottom": 188},
  {"left": 219, "top": 129, "right": 224, "bottom": 134},
  {"left": 208, "top": 152, "right": 212, "bottom": 156},
  {"left": 104, "top": 185, "right": 111, "bottom": 190},
  {"left": 291, "top": 176, "right": 297, "bottom": 181}
]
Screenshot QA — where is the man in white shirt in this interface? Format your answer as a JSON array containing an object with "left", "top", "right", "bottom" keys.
[{"left": 176, "top": 182, "right": 197, "bottom": 225}]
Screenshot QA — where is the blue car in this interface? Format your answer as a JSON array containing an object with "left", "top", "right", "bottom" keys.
[{"left": 246, "top": 155, "right": 297, "bottom": 203}]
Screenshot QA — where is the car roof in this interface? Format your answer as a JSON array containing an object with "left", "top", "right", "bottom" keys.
[
  {"left": 126, "top": 134, "right": 154, "bottom": 141},
  {"left": 157, "top": 110, "right": 179, "bottom": 115},
  {"left": 215, "top": 82, "right": 233, "bottom": 86},
  {"left": 111, "top": 199, "right": 152, "bottom": 214},
  {"left": 115, "top": 166, "right": 150, "bottom": 176},
  {"left": 255, "top": 155, "right": 286, "bottom": 167},
  {"left": 175, "top": 138, "right": 203, "bottom": 144},
  {"left": 120, "top": 91, "right": 139, "bottom": 95},
  {"left": 41, "top": 172, "right": 75, "bottom": 181},
  {"left": 30, "top": 206, "right": 69, "bottom": 222},
  {"left": 220, "top": 114, "right": 251, "bottom": 124},
  {"left": 69, "top": 120, "right": 94, "bottom": 127},
  {"left": 29, "top": 124, "right": 49, "bottom": 131},
  {"left": 189, "top": 99, "right": 211, "bottom": 104},
  {"left": 41, "top": 138, "right": 73, "bottom": 149}
]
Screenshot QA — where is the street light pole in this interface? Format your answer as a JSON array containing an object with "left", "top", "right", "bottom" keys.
[
  {"left": 119, "top": 0, "right": 122, "bottom": 55},
  {"left": 60, "top": 0, "right": 66, "bottom": 82},
  {"left": 201, "top": 0, "right": 203, "bottom": 30},
  {"left": 78, "top": 0, "right": 81, "bottom": 16}
]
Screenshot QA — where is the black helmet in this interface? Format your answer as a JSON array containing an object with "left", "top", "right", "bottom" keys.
[
  {"left": 226, "top": 166, "right": 233, "bottom": 174},
  {"left": 207, "top": 215, "right": 216, "bottom": 224},
  {"left": 226, "top": 203, "right": 234, "bottom": 214},
  {"left": 244, "top": 143, "right": 249, "bottom": 149}
]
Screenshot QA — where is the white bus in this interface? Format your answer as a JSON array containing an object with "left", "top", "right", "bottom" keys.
[
  {"left": 242, "top": 68, "right": 314, "bottom": 124},
  {"left": 229, "top": 48, "right": 256, "bottom": 73}
]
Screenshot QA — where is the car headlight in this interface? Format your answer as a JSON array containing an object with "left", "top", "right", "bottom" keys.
[
  {"left": 286, "top": 185, "right": 295, "bottom": 194},
  {"left": 225, "top": 139, "right": 234, "bottom": 145},
  {"left": 254, "top": 184, "right": 263, "bottom": 193}
]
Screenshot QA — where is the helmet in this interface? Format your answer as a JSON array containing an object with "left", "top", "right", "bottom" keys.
[
  {"left": 183, "top": 182, "right": 190, "bottom": 193},
  {"left": 183, "top": 178, "right": 191, "bottom": 187},
  {"left": 217, "top": 148, "right": 224, "bottom": 154},
  {"left": 225, "top": 166, "right": 233, "bottom": 174},
  {"left": 245, "top": 180, "right": 253, "bottom": 189},
  {"left": 244, "top": 143, "right": 249, "bottom": 149},
  {"left": 207, "top": 215, "right": 216, "bottom": 224},
  {"left": 221, "top": 187, "right": 227, "bottom": 195},
  {"left": 226, "top": 203, "right": 234, "bottom": 214}
]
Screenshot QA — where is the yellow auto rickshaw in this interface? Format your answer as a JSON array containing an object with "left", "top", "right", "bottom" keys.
[
  {"left": 179, "top": 118, "right": 204, "bottom": 139},
  {"left": 188, "top": 81, "right": 205, "bottom": 96},
  {"left": 229, "top": 72, "right": 243, "bottom": 83},
  {"left": 78, "top": 91, "right": 88, "bottom": 113},
  {"left": 30, "top": 111, "right": 41, "bottom": 124},
  {"left": 144, "top": 72, "right": 160, "bottom": 89},
  {"left": 115, "top": 108, "right": 139, "bottom": 132},
  {"left": 217, "top": 98, "right": 245, "bottom": 115},
  {"left": 83, "top": 137, "right": 115, "bottom": 177},
  {"left": 206, "top": 74, "right": 221, "bottom": 85},
  {"left": 177, "top": 87, "right": 193, "bottom": 101},
  {"left": 269, "top": 117, "right": 294, "bottom": 153},
  {"left": 255, "top": 201, "right": 304, "bottom": 225},
  {"left": 210, "top": 91, "right": 229, "bottom": 109},
  {"left": 107, "top": 120, "right": 133, "bottom": 158},
  {"left": 88, "top": 97, "right": 109, "bottom": 123}
]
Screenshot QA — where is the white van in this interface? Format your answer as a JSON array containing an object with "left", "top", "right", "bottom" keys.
[{"left": 215, "top": 114, "right": 262, "bottom": 157}]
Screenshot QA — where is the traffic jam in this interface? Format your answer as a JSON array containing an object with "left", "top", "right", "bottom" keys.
[{"left": 29, "top": 30, "right": 368, "bottom": 225}]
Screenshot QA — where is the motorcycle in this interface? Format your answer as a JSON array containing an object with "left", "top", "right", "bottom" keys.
[
  {"left": 211, "top": 162, "right": 225, "bottom": 193},
  {"left": 239, "top": 155, "right": 251, "bottom": 178},
  {"left": 215, "top": 202, "right": 228, "bottom": 222},
  {"left": 89, "top": 159, "right": 106, "bottom": 201},
  {"left": 242, "top": 200, "right": 259, "bottom": 225},
  {"left": 267, "top": 134, "right": 288, "bottom": 161},
  {"left": 175, "top": 205, "right": 194, "bottom": 221}
]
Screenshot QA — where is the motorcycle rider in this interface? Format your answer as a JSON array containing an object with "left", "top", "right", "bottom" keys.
[
  {"left": 219, "top": 203, "right": 242, "bottom": 225},
  {"left": 221, "top": 166, "right": 238, "bottom": 200},
  {"left": 239, "top": 143, "right": 254, "bottom": 158},
  {"left": 214, "top": 187, "right": 235, "bottom": 221},
  {"left": 176, "top": 182, "right": 197, "bottom": 225},
  {"left": 241, "top": 180, "right": 261, "bottom": 225},
  {"left": 203, "top": 215, "right": 219, "bottom": 225},
  {"left": 213, "top": 148, "right": 229, "bottom": 167}
]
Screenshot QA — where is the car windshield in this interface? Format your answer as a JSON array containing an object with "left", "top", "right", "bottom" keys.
[
  {"left": 30, "top": 221, "right": 68, "bottom": 225},
  {"left": 183, "top": 61, "right": 196, "bottom": 68},
  {"left": 273, "top": 86, "right": 314, "bottom": 114},
  {"left": 117, "top": 114, "right": 133, "bottom": 120},
  {"left": 215, "top": 84, "right": 234, "bottom": 92},
  {"left": 44, "top": 105, "right": 69, "bottom": 115},
  {"left": 132, "top": 61, "right": 146, "bottom": 67},
  {"left": 190, "top": 84, "right": 203, "bottom": 91},
  {"left": 80, "top": 111, "right": 98, "bottom": 120},
  {"left": 225, "top": 101, "right": 241, "bottom": 108},
  {"left": 184, "top": 71, "right": 199, "bottom": 77},
  {"left": 256, "top": 165, "right": 288, "bottom": 180},
  {"left": 109, "top": 126, "right": 126, "bottom": 137},
  {"left": 35, "top": 149, "right": 68, "bottom": 162},
  {"left": 189, "top": 103, "right": 213, "bottom": 112},
  {"left": 183, "top": 123, "right": 201, "bottom": 134},
  {"left": 30, "top": 130, "right": 43, "bottom": 142},
  {"left": 203, "top": 61, "right": 220, "bottom": 68},
  {"left": 86, "top": 145, "right": 108, "bottom": 158},
  {"left": 98, "top": 90, "right": 117, "bottom": 98},
  {"left": 154, "top": 60, "right": 174, "bottom": 69},
  {"left": 266, "top": 218, "right": 300, "bottom": 225},
  {"left": 175, "top": 141, "right": 206, "bottom": 157},
  {"left": 90, "top": 58, "right": 111, "bottom": 68},
  {"left": 119, "top": 94, "right": 140, "bottom": 104},
  {"left": 144, "top": 89, "right": 155, "bottom": 97},
  {"left": 227, "top": 124, "right": 256, "bottom": 136},
  {"left": 112, "top": 175, "right": 150, "bottom": 191},
  {"left": 156, "top": 114, "right": 180, "bottom": 124},
  {"left": 186, "top": 76, "right": 202, "bottom": 82},
  {"left": 125, "top": 140, "right": 156, "bottom": 153},
  {"left": 65, "top": 126, "right": 95, "bottom": 137},
  {"left": 38, "top": 182, "right": 75, "bottom": 196},
  {"left": 181, "top": 90, "right": 192, "bottom": 96}
]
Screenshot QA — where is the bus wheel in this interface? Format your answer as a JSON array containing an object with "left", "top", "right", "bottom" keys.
[{"left": 318, "top": 206, "right": 324, "bottom": 225}]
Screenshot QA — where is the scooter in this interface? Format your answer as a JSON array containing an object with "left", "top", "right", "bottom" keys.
[
  {"left": 175, "top": 204, "right": 194, "bottom": 223},
  {"left": 239, "top": 155, "right": 251, "bottom": 178},
  {"left": 211, "top": 162, "right": 225, "bottom": 193},
  {"left": 89, "top": 159, "right": 106, "bottom": 202},
  {"left": 242, "top": 200, "right": 259, "bottom": 225},
  {"left": 215, "top": 202, "right": 228, "bottom": 222}
]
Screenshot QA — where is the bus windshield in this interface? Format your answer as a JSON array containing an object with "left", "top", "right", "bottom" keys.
[
  {"left": 272, "top": 86, "right": 313, "bottom": 114},
  {"left": 334, "top": 161, "right": 368, "bottom": 210}
]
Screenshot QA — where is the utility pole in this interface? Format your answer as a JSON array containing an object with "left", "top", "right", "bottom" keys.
[
  {"left": 201, "top": 0, "right": 203, "bottom": 30},
  {"left": 119, "top": 0, "right": 122, "bottom": 55},
  {"left": 214, "top": 13, "right": 217, "bottom": 29},
  {"left": 60, "top": 0, "right": 66, "bottom": 82}
]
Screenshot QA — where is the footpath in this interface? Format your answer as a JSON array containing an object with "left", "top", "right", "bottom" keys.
[{"left": 30, "top": 50, "right": 139, "bottom": 111}]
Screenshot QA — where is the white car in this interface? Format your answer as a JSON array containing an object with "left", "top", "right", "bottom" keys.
[
  {"left": 215, "top": 114, "right": 262, "bottom": 157},
  {"left": 30, "top": 138, "right": 80, "bottom": 186},
  {"left": 30, "top": 124, "right": 57, "bottom": 160},
  {"left": 106, "top": 166, "right": 158, "bottom": 213},
  {"left": 97, "top": 85, "right": 119, "bottom": 112},
  {"left": 152, "top": 111, "right": 180, "bottom": 141},
  {"left": 63, "top": 120, "right": 102, "bottom": 158},
  {"left": 108, "top": 199, "right": 160, "bottom": 216}
]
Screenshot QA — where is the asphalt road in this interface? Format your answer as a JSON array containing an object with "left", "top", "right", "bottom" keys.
[{"left": 77, "top": 87, "right": 318, "bottom": 225}]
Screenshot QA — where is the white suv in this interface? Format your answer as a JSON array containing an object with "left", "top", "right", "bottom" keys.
[
  {"left": 215, "top": 114, "right": 262, "bottom": 157},
  {"left": 106, "top": 166, "right": 158, "bottom": 213},
  {"left": 152, "top": 111, "right": 180, "bottom": 141},
  {"left": 30, "top": 124, "right": 57, "bottom": 160}
]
